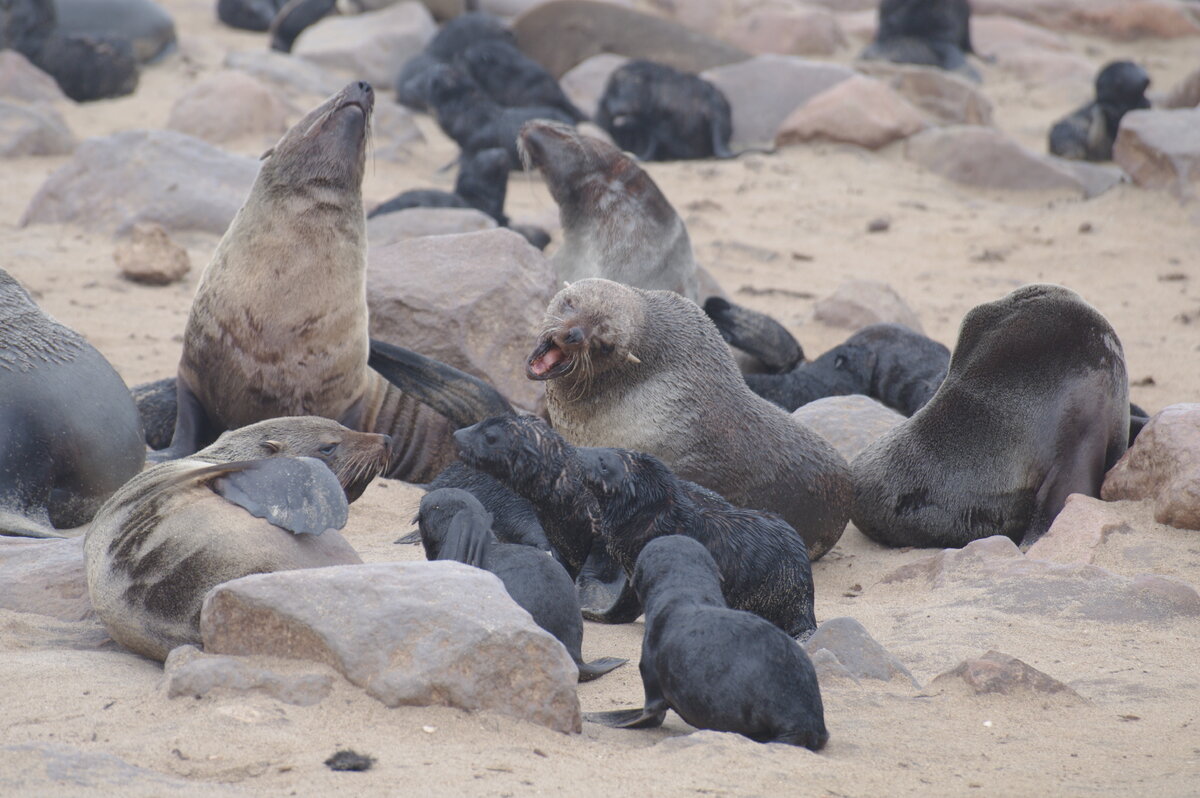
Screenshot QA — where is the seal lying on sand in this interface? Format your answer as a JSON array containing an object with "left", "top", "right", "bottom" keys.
[
  {"left": 1049, "top": 61, "right": 1151, "bottom": 162},
  {"left": 587, "top": 536, "right": 828, "bottom": 750},
  {"left": 0, "top": 268, "right": 144, "bottom": 539},
  {"left": 860, "top": 0, "right": 978, "bottom": 81},
  {"left": 86, "top": 417, "right": 390, "bottom": 661},
  {"left": 527, "top": 279, "right": 852, "bottom": 560},
  {"left": 417, "top": 488, "right": 626, "bottom": 682},
  {"left": 852, "top": 284, "right": 1130, "bottom": 548}
]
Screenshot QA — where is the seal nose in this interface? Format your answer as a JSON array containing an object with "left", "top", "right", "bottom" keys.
[{"left": 563, "top": 327, "right": 585, "bottom": 346}]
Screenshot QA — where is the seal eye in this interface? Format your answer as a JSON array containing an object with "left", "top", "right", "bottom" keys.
[
  {"left": 263, "top": 440, "right": 283, "bottom": 454},
  {"left": 319, "top": 443, "right": 337, "bottom": 456},
  {"left": 484, "top": 431, "right": 499, "bottom": 446}
]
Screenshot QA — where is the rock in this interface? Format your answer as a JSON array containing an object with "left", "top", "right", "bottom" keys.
[
  {"left": 1027, "top": 493, "right": 1135, "bottom": 564},
  {"left": 930, "top": 650, "right": 1082, "bottom": 699},
  {"left": 856, "top": 62, "right": 993, "bottom": 125},
  {"left": 702, "top": 55, "right": 855, "bottom": 148},
  {"left": 0, "top": 51, "right": 68, "bottom": 104},
  {"left": 0, "top": 743, "right": 208, "bottom": 794},
  {"left": 775, "top": 75, "right": 926, "bottom": 150},
  {"left": 804, "top": 617, "right": 919, "bottom": 687},
  {"left": 112, "top": 222, "right": 192, "bottom": 285},
  {"left": 970, "top": 14, "right": 1073, "bottom": 55},
  {"left": 366, "top": 207, "right": 497, "bottom": 246},
  {"left": 162, "top": 645, "right": 335, "bottom": 706},
  {"left": 990, "top": 49, "right": 1097, "bottom": 89},
  {"left": 812, "top": 279, "right": 923, "bottom": 333},
  {"left": 1164, "top": 66, "right": 1200, "bottom": 109},
  {"left": 0, "top": 536, "right": 92, "bottom": 622},
  {"left": 792, "top": 395, "right": 905, "bottom": 463},
  {"left": 1102, "top": 403, "right": 1200, "bottom": 530},
  {"left": 879, "top": 535, "right": 1200, "bottom": 623},
  {"left": 293, "top": 2, "right": 437, "bottom": 88},
  {"left": 0, "top": 100, "right": 74, "bottom": 157},
  {"left": 970, "top": 0, "right": 1200, "bottom": 40},
  {"left": 560, "top": 53, "right": 629, "bottom": 120},
  {"left": 808, "top": 647, "right": 861, "bottom": 687},
  {"left": 201, "top": 562, "right": 581, "bottom": 733},
  {"left": 21, "top": 129, "right": 259, "bottom": 237},
  {"left": 166, "top": 71, "right": 290, "bottom": 145},
  {"left": 55, "top": 0, "right": 177, "bottom": 63},
  {"left": 370, "top": 101, "right": 425, "bottom": 163},
  {"left": 807, "top": 0, "right": 877, "bottom": 9},
  {"left": 1113, "top": 109, "right": 1200, "bottom": 201},
  {"left": 223, "top": 50, "right": 347, "bottom": 98},
  {"left": 725, "top": 7, "right": 847, "bottom": 57},
  {"left": 368, "top": 228, "right": 556, "bottom": 413}
]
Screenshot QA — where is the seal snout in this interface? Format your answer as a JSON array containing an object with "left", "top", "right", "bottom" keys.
[
  {"left": 526, "top": 325, "right": 585, "bottom": 381},
  {"left": 338, "top": 80, "right": 375, "bottom": 117}
]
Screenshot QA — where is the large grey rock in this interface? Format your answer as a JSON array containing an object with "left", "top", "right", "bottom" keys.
[
  {"left": 930, "top": 650, "right": 1082, "bottom": 699},
  {"left": 1113, "top": 109, "right": 1200, "bottom": 201},
  {"left": 702, "top": 55, "right": 855, "bottom": 148},
  {"left": 223, "top": 50, "right": 347, "bottom": 98},
  {"left": 970, "top": 0, "right": 1200, "bottom": 40},
  {"left": 804, "top": 616, "right": 919, "bottom": 687},
  {"left": 812, "top": 279, "right": 923, "bottom": 333},
  {"left": 293, "top": 2, "right": 437, "bottom": 88},
  {"left": 163, "top": 645, "right": 335, "bottom": 706},
  {"left": 1102, "top": 403, "right": 1200, "bottom": 529},
  {"left": 792, "top": 395, "right": 905, "bottom": 463},
  {"left": 166, "top": 71, "right": 290, "bottom": 145},
  {"left": 0, "top": 51, "right": 68, "bottom": 104},
  {"left": 856, "top": 62, "right": 993, "bottom": 125},
  {"left": 775, "top": 74, "right": 926, "bottom": 150},
  {"left": 368, "top": 228, "right": 556, "bottom": 413},
  {"left": 201, "top": 562, "right": 581, "bottom": 733},
  {"left": 367, "top": 207, "right": 496, "bottom": 247},
  {"left": 560, "top": 53, "right": 629, "bottom": 120},
  {"left": 0, "top": 536, "right": 92, "bottom": 622},
  {"left": 0, "top": 743, "right": 210, "bottom": 794},
  {"left": 21, "top": 130, "right": 258, "bottom": 237},
  {"left": 0, "top": 100, "right": 74, "bottom": 157}
]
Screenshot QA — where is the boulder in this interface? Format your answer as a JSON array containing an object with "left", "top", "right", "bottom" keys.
[
  {"left": 812, "top": 279, "right": 923, "bottom": 333},
  {"left": 989, "top": 49, "right": 1097, "bottom": 89},
  {"left": 166, "top": 71, "right": 290, "bottom": 145},
  {"left": 775, "top": 75, "right": 926, "bottom": 150},
  {"left": 1113, "top": 109, "right": 1200, "bottom": 201},
  {"left": 367, "top": 228, "right": 556, "bottom": 413},
  {"left": 804, "top": 617, "right": 919, "bottom": 687},
  {"left": 0, "top": 100, "right": 74, "bottom": 157},
  {"left": 1164, "top": 66, "right": 1200, "bottom": 109},
  {"left": 0, "top": 536, "right": 92, "bottom": 622},
  {"left": 1102, "top": 404, "right": 1200, "bottom": 529},
  {"left": 162, "top": 645, "right": 335, "bottom": 706},
  {"left": 808, "top": 647, "right": 861, "bottom": 687},
  {"left": 560, "top": 53, "right": 629, "bottom": 120},
  {"left": 223, "top": 50, "right": 347, "bottom": 98},
  {"left": 856, "top": 62, "right": 993, "bottom": 125},
  {"left": 293, "top": 2, "right": 437, "bottom": 88},
  {"left": 112, "top": 222, "right": 192, "bottom": 285},
  {"left": 930, "top": 650, "right": 1082, "bottom": 699},
  {"left": 367, "top": 206, "right": 496, "bottom": 246},
  {"left": 21, "top": 129, "right": 259, "bottom": 237},
  {"left": 0, "top": 51, "right": 68, "bottom": 104},
  {"left": 970, "top": 14, "right": 1073, "bottom": 55},
  {"left": 369, "top": 101, "right": 426, "bottom": 163},
  {"left": 1027, "top": 493, "right": 1136, "bottom": 564},
  {"left": 201, "top": 562, "right": 582, "bottom": 733},
  {"left": 792, "top": 395, "right": 905, "bottom": 463},
  {"left": 970, "top": 0, "right": 1200, "bottom": 40},
  {"left": 725, "top": 7, "right": 847, "bottom": 57},
  {"left": 703, "top": 55, "right": 855, "bottom": 148}
]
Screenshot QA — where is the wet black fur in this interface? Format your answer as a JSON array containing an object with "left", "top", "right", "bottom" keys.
[{"left": 423, "top": 462, "right": 552, "bottom": 551}]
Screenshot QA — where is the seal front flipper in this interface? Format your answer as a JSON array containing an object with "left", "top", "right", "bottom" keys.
[
  {"left": 209, "top": 456, "right": 349, "bottom": 535},
  {"left": 150, "top": 376, "right": 219, "bottom": 463},
  {"left": 702, "top": 297, "right": 804, "bottom": 373},
  {"left": 434, "top": 511, "right": 491, "bottom": 568},
  {"left": 581, "top": 577, "right": 643, "bottom": 624},
  {"left": 368, "top": 339, "right": 516, "bottom": 429},
  {"left": 576, "top": 543, "right": 627, "bottom": 613},
  {"left": 577, "top": 656, "right": 628, "bottom": 683},
  {"left": 585, "top": 705, "right": 668, "bottom": 728}
]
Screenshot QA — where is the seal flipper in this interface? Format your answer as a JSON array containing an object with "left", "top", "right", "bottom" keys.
[
  {"left": 581, "top": 577, "right": 643, "bottom": 624},
  {"left": 0, "top": 509, "right": 67, "bottom": 539},
  {"left": 703, "top": 297, "right": 805, "bottom": 373},
  {"left": 368, "top": 339, "right": 516, "bottom": 429},
  {"left": 394, "top": 529, "right": 421, "bottom": 545},
  {"left": 585, "top": 705, "right": 668, "bottom": 728},
  {"left": 209, "top": 456, "right": 349, "bottom": 536},
  {"left": 577, "top": 656, "right": 628, "bottom": 682},
  {"left": 150, "top": 376, "right": 219, "bottom": 463},
  {"left": 576, "top": 543, "right": 627, "bottom": 613},
  {"left": 434, "top": 511, "right": 491, "bottom": 568}
]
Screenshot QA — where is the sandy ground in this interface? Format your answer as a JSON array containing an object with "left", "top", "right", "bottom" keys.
[{"left": 2, "top": 0, "right": 1200, "bottom": 795}]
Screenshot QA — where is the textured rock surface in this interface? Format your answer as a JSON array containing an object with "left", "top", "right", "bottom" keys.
[
  {"left": 812, "top": 279, "right": 923, "bottom": 332},
  {"left": 805, "top": 616, "right": 919, "bottom": 687},
  {"left": 930, "top": 650, "right": 1082, "bottom": 699},
  {"left": 1102, "top": 403, "right": 1200, "bottom": 529},
  {"left": 0, "top": 101, "right": 74, "bottom": 158},
  {"left": 856, "top": 62, "right": 993, "bottom": 125},
  {"left": 201, "top": 562, "right": 582, "bottom": 733},
  {"left": 113, "top": 222, "right": 191, "bottom": 285},
  {"left": 793, "top": 395, "right": 905, "bottom": 463},
  {"left": 1028, "top": 494, "right": 1135, "bottom": 564},
  {"left": 776, "top": 75, "right": 926, "bottom": 150},
  {"left": 1113, "top": 109, "right": 1200, "bottom": 201},
  {"left": 162, "top": 645, "right": 335, "bottom": 707},
  {"left": 0, "top": 536, "right": 92, "bottom": 622},
  {"left": 293, "top": 2, "right": 437, "bottom": 88},
  {"left": 166, "top": 71, "right": 290, "bottom": 145},
  {"left": 366, "top": 207, "right": 496, "bottom": 247}
]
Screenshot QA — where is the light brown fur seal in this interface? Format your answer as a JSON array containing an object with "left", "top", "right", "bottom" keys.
[
  {"left": 526, "top": 278, "right": 851, "bottom": 560},
  {"left": 86, "top": 416, "right": 389, "bottom": 662}
]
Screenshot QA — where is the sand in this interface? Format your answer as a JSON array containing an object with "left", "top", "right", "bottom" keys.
[{"left": 2, "top": 1, "right": 1199, "bottom": 795}]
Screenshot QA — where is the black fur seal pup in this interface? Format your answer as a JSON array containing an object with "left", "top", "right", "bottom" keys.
[
  {"left": 454, "top": 39, "right": 586, "bottom": 122},
  {"left": 0, "top": 268, "right": 145, "bottom": 538},
  {"left": 267, "top": 0, "right": 334, "bottom": 53},
  {"left": 860, "top": 0, "right": 978, "bottom": 81},
  {"left": 852, "top": 284, "right": 1130, "bottom": 549},
  {"left": 395, "top": 12, "right": 515, "bottom": 112},
  {"left": 417, "top": 488, "right": 626, "bottom": 682},
  {"left": 594, "top": 60, "right": 736, "bottom": 161},
  {"left": 702, "top": 297, "right": 804, "bottom": 374},
  {"left": 587, "top": 536, "right": 828, "bottom": 750},
  {"left": 86, "top": 417, "right": 390, "bottom": 661},
  {"left": 1049, "top": 61, "right": 1151, "bottom": 162},
  {"left": 527, "top": 278, "right": 853, "bottom": 560}
]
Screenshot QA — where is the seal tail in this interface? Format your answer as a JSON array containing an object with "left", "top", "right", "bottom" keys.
[
  {"left": 577, "top": 657, "right": 628, "bottom": 682},
  {"left": 584, "top": 707, "right": 667, "bottom": 729},
  {"left": 368, "top": 339, "right": 516, "bottom": 429},
  {"left": 703, "top": 297, "right": 805, "bottom": 373}
]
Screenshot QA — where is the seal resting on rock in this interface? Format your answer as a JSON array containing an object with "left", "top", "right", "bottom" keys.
[
  {"left": 1049, "top": 61, "right": 1151, "bottom": 162},
  {"left": 417, "top": 488, "right": 626, "bottom": 682},
  {"left": 0, "top": 268, "right": 144, "bottom": 539},
  {"left": 526, "top": 278, "right": 852, "bottom": 560},
  {"left": 860, "top": 0, "right": 978, "bottom": 81},
  {"left": 587, "top": 535, "right": 828, "bottom": 750},
  {"left": 851, "top": 284, "right": 1130, "bottom": 548},
  {"left": 86, "top": 417, "right": 390, "bottom": 662}
]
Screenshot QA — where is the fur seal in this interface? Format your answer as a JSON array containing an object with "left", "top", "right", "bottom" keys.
[
  {"left": 454, "top": 39, "right": 585, "bottom": 122},
  {"left": 526, "top": 278, "right": 852, "bottom": 560},
  {"left": 396, "top": 12, "right": 515, "bottom": 111},
  {"left": 86, "top": 417, "right": 390, "bottom": 661},
  {"left": 0, "top": 268, "right": 145, "bottom": 539},
  {"left": 417, "top": 488, "right": 626, "bottom": 681},
  {"left": 517, "top": 120, "right": 700, "bottom": 301},
  {"left": 851, "top": 284, "right": 1130, "bottom": 549},
  {"left": 703, "top": 297, "right": 804, "bottom": 374},
  {"left": 587, "top": 535, "right": 828, "bottom": 750},
  {"left": 154, "top": 83, "right": 509, "bottom": 483},
  {"left": 860, "top": 0, "right": 978, "bottom": 81},
  {"left": 1049, "top": 61, "right": 1151, "bottom": 162}
]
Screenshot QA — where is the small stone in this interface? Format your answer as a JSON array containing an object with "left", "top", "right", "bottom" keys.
[
  {"left": 867, "top": 217, "right": 890, "bottom": 233},
  {"left": 812, "top": 279, "right": 923, "bottom": 333},
  {"left": 1102, "top": 403, "right": 1200, "bottom": 530},
  {"left": 808, "top": 647, "right": 862, "bottom": 688},
  {"left": 324, "top": 750, "right": 375, "bottom": 771},
  {"left": 775, "top": 75, "right": 926, "bottom": 150},
  {"left": 803, "top": 617, "right": 919, "bottom": 687},
  {"left": 113, "top": 222, "right": 191, "bottom": 285},
  {"left": 930, "top": 650, "right": 1082, "bottom": 699}
]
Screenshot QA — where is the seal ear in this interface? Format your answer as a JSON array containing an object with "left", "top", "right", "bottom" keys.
[
  {"left": 260, "top": 147, "right": 275, "bottom": 160},
  {"left": 263, "top": 440, "right": 284, "bottom": 454},
  {"left": 206, "top": 456, "right": 349, "bottom": 535}
]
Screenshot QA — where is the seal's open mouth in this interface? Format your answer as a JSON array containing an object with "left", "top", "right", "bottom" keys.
[{"left": 527, "top": 337, "right": 573, "bottom": 381}]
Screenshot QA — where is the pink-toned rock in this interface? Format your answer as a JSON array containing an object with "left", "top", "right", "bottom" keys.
[
  {"left": 970, "top": 14, "right": 1072, "bottom": 55},
  {"left": 0, "top": 101, "right": 74, "bottom": 157},
  {"left": 1113, "top": 109, "right": 1200, "bottom": 201},
  {"left": 793, "top": 395, "right": 905, "bottom": 463},
  {"left": 1102, "top": 404, "right": 1200, "bottom": 530},
  {"left": 856, "top": 62, "right": 993, "bottom": 125},
  {"left": 0, "top": 537, "right": 92, "bottom": 622},
  {"left": 726, "top": 6, "right": 847, "bottom": 57},
  {"left": 1027, "top": 493, "right": 1135, "bottom": 564},
  {"left": 166, "top": 71, "right": 290, "bottom": 145},
  {"left": 1164, "top": 66, "right": 1200, "bottom": 109},
  {"left": 990, "top": 49, "right": 1097, "bottom": 88},
  {"left": 775, "top": 74, "right": 926, "bottom": 150},
  {"left": 812, "top": 279, "right": 923, "bottom": 333},
  {"left": 0, "top": 51, "right": 68, "bottom": 104},
  {"left": 930, "top": 650, "right": 1082, "bottom": 699},
  {"left": 970, "top": 0, "right": 1200, "bottom": 40},
  {"left": 113, "top": 222, "right": 191, "bottom": 286}
]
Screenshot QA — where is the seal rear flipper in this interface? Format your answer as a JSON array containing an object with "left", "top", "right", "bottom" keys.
[
  {"left": 703, "top": 297, "right": 804, "bottom": 373},
  {"left": 584, "top": 706, "right": 667, "bottom": 729},
  {"left": 581, "top": 578, "right": 643, "bottom": 624},
  {"left": 207, "top": 457, "right": 349, "bottom": 536},
  {"left": 394, "top": 529, "right": 421, "bottom": 545},
  {"left": 368, "top": 339, "right": 516, "bottom": 429},
  {"left": 434, "top": 512, "right": 491, "bottom": 568},
  {"left": 577, "top": 656, "right": 628, "bottom": 682}
]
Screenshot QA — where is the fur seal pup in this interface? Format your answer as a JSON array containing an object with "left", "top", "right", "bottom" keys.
[
  {"left": 0, "top": 269, "right": 145, "bottom": 539},
  {"left": 517, "top": 120, "right": 700, "bottom": 301},
  {"left": 852, "top": 284, "right": 1130, "bottom": 549},
  {"left": 860, "top": 0, "right": 978, "bottom": 81},
  {"left": 1049, "top": 61, "right": 1151, "bottom": 162},
  {"left": 454, "top": 39, "right": 586, "bottom": 122},
  {"left": 396, "top": 12, "right": 515, "bottom": 111},
  {"left": 155, "top": 83, "right": 508, "bottom": 483},
  {"left": 267, "top": 0, "right": 334, "bottom": 52},
  {"left": 702, "top": 297, "right": 804, "bottom": 374},
  {"left": 417, "top": 488, "right": 626, "bottom": 681},
  {"left": 587, "top": 536, "right": 828, "bottom": 750},
  {"left": 86, "top": 417, "right": 390, "bottom": 661},
  {"left": 527, "top": 278, "right": 853, "bottom": 560}
]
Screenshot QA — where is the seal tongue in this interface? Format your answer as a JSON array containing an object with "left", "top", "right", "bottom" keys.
[{"left": 529, "top": 345, "right": 565, "bottom": 377}]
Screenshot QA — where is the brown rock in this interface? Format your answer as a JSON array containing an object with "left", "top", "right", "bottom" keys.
[
  {"left": 792, "top": 395, "right": 905, "bottom": 463},
  {"left": 856, "top": 62, "right": 993, "bottom": 125},
  {"left": 1113, "top": 109, "right": 1200, "bottom": 201},
  {"left": 113, "top": 222, "right": 192, "bottom": 285},
  {"left": 931, "top": 650, "right": 1082, "bottom": 698},
  {"left": 0, "top": 537, "right": 92, "bottom": 622},
  {"left": 989, "top": 49, "right": 1097, "bottom": 89},
  {"left": 812, "top": 279, "right": 923, "bottom": 333},
  {"left": 726, "top": 7, "right": 847, "bottom": 57},
  {"left": 808, "top": 647, "right": 861, "bottom": 687},
  {"left": 1102, "top": 403, "right": 1200, "bottom": 530},
  {"left": 970, "top": 0, "right": 1200, "bottom": 40},
  {"left": 775, "top": 75, "right": 926, "bottom": 150},
  {"left": 162, "top": 645, "right": 335, "bottom": 707},
  {"left": 1027, "top": 493, "right": 1135, "bottom": 564},
  {"left": 0, "top": 51, "right": 68, "bottom": 104},
  {"left": 1164, "top": 66, "right": 1200, "bottom": 109}
]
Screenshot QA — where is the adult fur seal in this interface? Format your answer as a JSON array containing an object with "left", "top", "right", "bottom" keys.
[
  {"left": 587, "top": 536, "right": 828, "bottom": 750},
  {"left": 860, "top": 0, "right": 977, "bottom": 81},
  {"left": 526, "top": 278, "right": 852, "bottom": 560},
  {"left": 0, "top": 268, "right": 144, "bottom": 538},
  {"left": 518, "top": 121, "right": 700, "bottom": 301},
  {"left": 1049, "top": 61, "right": 1151, "bottom": 162},
  {"left": 417, "top": 488, "right": 626, "bottom": 681},
  {"left": 851, "top": 284, "right": 1130, "bottom": 548},
  {"left": 86, "top": 417, "right": 390, "bottom": 661},
  {"left": 155, "top": 83, "right": 509, "bottom": 483}
]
